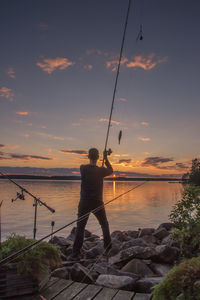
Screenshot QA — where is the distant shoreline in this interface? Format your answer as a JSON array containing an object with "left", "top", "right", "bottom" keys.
[{"left": 0, "top": 174, "right": 182, "bottom": 182}]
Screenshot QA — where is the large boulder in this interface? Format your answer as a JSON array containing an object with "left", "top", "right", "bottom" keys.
[
  {"left": 141, "top": 235, "right": 158, "bottom": 246},
  {"left": 50, "top": 236, "right": 71, "bottom": 247},
  {"left": 138, "top": 228, "right": 155, "bottom": 238},
  {"left": 157, "top": 222, "right": 175, "bottom": 231},
  {"left": 96, "top": 274, "right": 135, "bottom": 290},
  {"left": 51, "top": 267, "right": 69, "bottom": 279},
  {"left": 154, "top": 245, "right": 180, "bottom": 263},
  {"left": 121, "top": 238, "right": 147, "bottom": 250},
  {"left": 93, "top": 262, "right": 139, "bottom": 280},
  {"left": 124, "top": 230, "right": 139, "bottom": 239},
  {"left": 133, "top": 277, "right": 163, "bottom": 293},
  {"left": 150, "top": 263, "right": 173, "bottom": 276},
  {"left": 69, "top": 263, "right": 94, "bottom": 283},
  {"left": 109, "top": 246, "right": 157, "bottom": 265},
  {"left": 85, "top": 241, "right": 104, "bottom": 259},
  {"left": 153, "top": 228, "right": 169, "bottom": 240},
  {"left": 111, "top": 231, "right": 130, "bottom": 242},
  {"left": 121, "top": 259, "right": 155, "bottom": 277}
]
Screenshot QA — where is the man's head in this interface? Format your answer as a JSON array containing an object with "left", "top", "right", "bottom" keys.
[{"left": 88, "top": 148, "right": 99, "bottom": 161}]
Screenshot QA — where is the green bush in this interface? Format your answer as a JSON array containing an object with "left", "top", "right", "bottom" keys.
[
  {"left": 170, "top": 185, "right": 200, "bottom": 258},
  {"left": 151, "top": 257, "right": 200, "bottom": 300},
  {"left": 0, "top": 234, "right": 61, "bottom": 275}
]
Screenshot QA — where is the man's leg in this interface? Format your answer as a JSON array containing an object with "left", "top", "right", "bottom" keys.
[
  {"left": 72, "top": 207, "right": 89, "bottom": 257},
  {"left": 93, "top": 207, "right": 111, "bottom": 250}
]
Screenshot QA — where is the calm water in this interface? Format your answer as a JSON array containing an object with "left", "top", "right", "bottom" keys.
[{"left": 0, "top": 180, "right": 183, "bottom": 241}]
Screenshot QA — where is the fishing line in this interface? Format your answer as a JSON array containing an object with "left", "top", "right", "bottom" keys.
[{"left": 0, "top": 181, "right": 146, "bottom": 267}]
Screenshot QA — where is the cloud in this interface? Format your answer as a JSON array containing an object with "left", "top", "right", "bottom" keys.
[
  {"left": 84, "top": 64, "right": 93, "bottom": 70},
  {"left": 118, "top": 97, "right": 127, "bottom": 102},
  {"left": 36, "top": 57, "right": 74, "bottom": 74},
  {"left": 118, "top": 159, "right": 132, "bottom": 164},
  {"left": 142, "top": 156, "right": 174, "bottom": 167},
  {"left": 126, "top": 53, "right": 168, "bottom": 70},
  {"left": 0, "top": 87, "right": 14, "bottom": 101},
  {"left": 0, "top": 152, "right": 52, "bottom": 161},
  {"left": 99, "top": 118, "right": 120, "bottom": 125},
  {"left": 60, "top": 150, "right": 87, "bottom": 155},
  {"left": 106, "top": 57, "right": 128, "bottom": 72},
  {"left": 22, "top": 133, "right": 30, "bottom": 138},
  {"left": 36, "top": 132, "right": 72, "bottom": 141},
  {"left": 86, "top": 49, "right": 110, "bottom": 57},
  {"left": 0, "top": 144, "right": 7, "bottom": 148},
  {"left": 141, "top": 121, "right": 149, "bottom": 127},
  {"left": 0, "top": 144, "right": 19, "bottom": 150},
  {"left": 16, "top": 111, "right": 29, "bottom": 115},
  {"left": 7, "top": 67, "right": 16, "bottom": 79},
  {"left": 138, "top": 137, "right": 151, "bottom": 142}
]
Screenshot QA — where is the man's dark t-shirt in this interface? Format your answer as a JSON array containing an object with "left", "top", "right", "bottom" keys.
[{"left": 80, "top": 163, "right": 113, "bottom": 207}]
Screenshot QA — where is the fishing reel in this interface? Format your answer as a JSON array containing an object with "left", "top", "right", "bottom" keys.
[
  {"left": 104, "top": 148, "right": 112, "bottom": 156},
  {"left": 11, "top": 190, "right": 25, "bottom": 202}
]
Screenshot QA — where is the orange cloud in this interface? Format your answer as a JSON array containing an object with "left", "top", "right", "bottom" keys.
[
  {"left": 16, "top": 111, "right": 29, "bottom": 115},
  {"left": 118, "top": 97, "right": 127, "bottom": 102},
  {"left": 0, "top": 87, "right": 14, "bottom": 101},
  {"left": 138, "top": 137, "right": 151, "bottom": 142},
  {"left": 126, "top": 53, "right": 168, "bottom": 70},
  {"left": 106, "top": 57, "right": 128, "bottom": 72},
  {"left": 84, "top": 64, "right": 93, "bottom": 70},
  {"left": 36, "top": 57, "right": 74, "bottom": 74},
  {"left": 99, "top": 118, "right": 120, "bottom": 125},
  {"left": 36, "top": 131, "right": 72, "bottom": 141},
  {"left": 7, "top": 67, "right": 16, "bottom": 79},
  {"left": 141, "top": 121, "right": 149, "bottom": 126}
]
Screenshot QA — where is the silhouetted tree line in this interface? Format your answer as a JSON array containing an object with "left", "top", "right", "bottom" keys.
[{"left": 182, "top": 158, "right": 200, "bottom": 185}]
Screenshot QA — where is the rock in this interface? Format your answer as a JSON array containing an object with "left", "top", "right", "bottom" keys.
[
  {"left": 111, "top": 231, "right": 130, "bottom": 242},
  {"left": 121, "top": 259, "right": 155, "bottom": 277},
  {"left": 138, "top": 228, "right": 155, "bottom": 238},
  {"left": 158, "top": 222, "right": 175, "bottom": 231},
  {"left": 84, "top": 234, "right": 100, "bottom": 242},
  {"left": 85, "top": 242, "right": 104, "bottom": 259},
  {"left": 93, "top": 263, "right": 139, "bottom": 280},
  {"left": 141, "top": 235, "right": 158, "bottom": 246},
  {"left": 153, "top": 228, "right": 169, "bottom": 240},
  {"left": 67, "top": 227, "right": 92, "bottom": 241},
  {"left": 65, "top": 246, "right": 73, "bottom": 257},
  {"left": 96, "top": 274, "right": 135, "bottom": 290},
  {"left": 69, "top": 263, "right": 94, "bottom": 283},
  {"left": 121, "top": 238, "right": 147, "bottom": 250},
  {"left": 124, "top": 230, "right": 139, "bottom": 239},
  {"left": 150, "top": 263, "right": 172, "bottom": 276},
  {"left": 51, "top": 267, "right": 69, "bottom": 279},
  {"left": 83, "top": 241, "right": 98, "bottom": 250},
  {"left": 161, "top": 234, "right": 179, "bottom": 247},
  {"left": 50, "top": 236, "right": 71, "bottom": 247},
  {"left": 109, "top": 246, "right": 157, "bottom": 265},
  {"left": 133, "top": 277, "right": 163, "bottom": 293},
  {"left": 155, "top": 245, "right": 180, "bottom": 263}
]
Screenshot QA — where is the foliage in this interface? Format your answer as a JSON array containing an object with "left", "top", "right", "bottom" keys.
[
  {"left": 182, "top": 158, "right": 200, "bottom": 186},
  {"left": 151, "top": 257, "right": 200, "bottom": 300},
  {"left": 0, "top": 234, "right": 61, "bottom": 275},
  {"left": 170, "top": 185, "right": 200, "bottom": 258}
]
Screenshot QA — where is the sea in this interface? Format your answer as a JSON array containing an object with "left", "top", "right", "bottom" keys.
[{"left": 0, "top": 179, "right": 183, "bottom": 241}]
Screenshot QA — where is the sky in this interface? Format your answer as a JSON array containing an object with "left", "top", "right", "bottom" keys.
[{"left": 0, "top": 0, "right": 200, "bottom": 178}]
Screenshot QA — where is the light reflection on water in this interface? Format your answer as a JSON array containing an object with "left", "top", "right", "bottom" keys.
[{"left": 0, "top": 179, "right": 183, "bottom": 240}]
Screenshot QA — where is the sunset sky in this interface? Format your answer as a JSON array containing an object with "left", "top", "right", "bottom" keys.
[{"left": 1, "top": 0, "right": 200, "bottom": 178}]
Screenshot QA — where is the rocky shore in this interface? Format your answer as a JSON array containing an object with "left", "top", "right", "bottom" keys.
[{"left": 50, "top": 222, "right": 179, "bottom": 294}]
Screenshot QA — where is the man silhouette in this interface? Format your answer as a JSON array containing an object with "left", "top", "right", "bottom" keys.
[{"left": 70, "top": 148, "right": 113, "bottom": 260}]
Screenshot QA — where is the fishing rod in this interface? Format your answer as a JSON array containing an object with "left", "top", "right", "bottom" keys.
[
  {"left": 0, "top": 181, "right": 146, "bottom": 268},
  {"left": 0, "top": 171, "right": 55, "bottom": 239},
  {"left": 102, "top": 0, "right": 132, "bottom": 166}
]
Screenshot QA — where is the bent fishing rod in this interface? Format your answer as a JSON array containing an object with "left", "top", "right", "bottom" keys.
[
  {"left": 103, "top": 0, "right": 132, "bottom": 166},
  {"left": 0, "top": 181, "right": 146, "bottom": 267},
  {"left": 0, "top": 171, "right": 55, "bottom": 239}
]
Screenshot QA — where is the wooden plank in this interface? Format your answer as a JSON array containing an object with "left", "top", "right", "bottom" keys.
[
  {"left": 94, "top": 287, "right": 118, "bottom": 300},
  {"left": 72, "top": 284, "right": 102, "bottom": 300},
  {"left": 42, "top": 279, "right": 73, "bottom": 299},
  {"left": 133, "top": 293, "right": 151, "bottom": 300},
  {"left": 40, "top": 277, "right": 61, "bottom": 293},
  {"left": 54, "top": 281, "right": 88, "bottom": 300},
  {"left": 113, "top": 290, "right": 135, "bottom": 300}
]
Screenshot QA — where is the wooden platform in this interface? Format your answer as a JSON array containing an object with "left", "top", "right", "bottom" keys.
[{"left": 32, "top": 277, "right": 151, "bottom": 300}]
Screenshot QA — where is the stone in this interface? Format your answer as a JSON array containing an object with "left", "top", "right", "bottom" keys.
[
  {"left": 158, "top": 222, "right": 175, "bottom": 231},
  {"left": 133, "top": 277, "right": 163, "bottom": 293},
  {"left": 96, "top": 274, "right": 135, "bottom": 290},
  {"left": 124, "top": 230, "right": 139, "bottom": 239},
  {"left": 93, "top": 263, "right": 139, "bottom": 280},
  {"left": 153, "top": 228, "right": 169, "bottom": 240},
  {"left": 150, "top": 263, "right": 172, "bottom": 276},
  {"left": 109, "top": 246, "right": 157, "bottom": 265},
  {"left": 69, "top": 263, "right": 94, "bottom": 283},
  {"left": 141, "top": 235, "right": 158, "bottom": 246},
  {"left": 161, "top": 234, "right": 179, "bottom": 247},
  {"left": 51, "top": 267, "right": 69, "bottom": 279},
  {"left": 83, "top": 241, "right": 98, "bottom": 250},
  {"left": 111, "top": 230, "right": 130, "bottom": 242},
  {"left": 85, "top": 241, "right": 104, "bottom": 259},
  {"left": 155, "top": 245, "right": 180, "bottom": 263},
  {"left": 121, "top": 259, "right": 155, "bottom": 277},
  {"left": 121, "top": 238, "right": 147, "bottom": 250},
  {"left": 50, "top": 236, "right": 71, "bottom": 247},
  {"left": 138, "top": 228, "right": 155, "bottom": 238}
]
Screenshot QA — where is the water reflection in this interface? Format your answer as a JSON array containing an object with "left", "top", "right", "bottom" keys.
[{"left": 0, "top": 179, "right": 182, "bottom": 240}]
